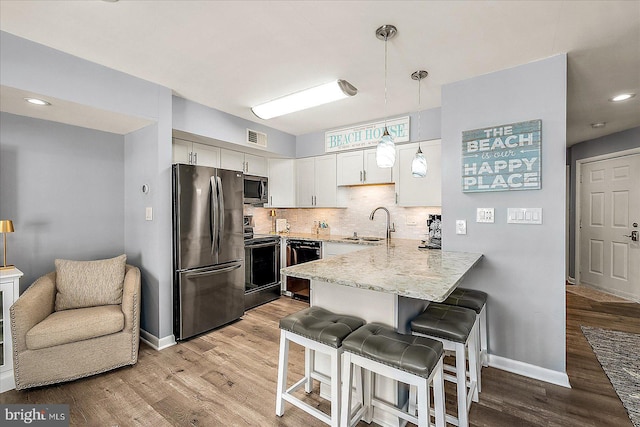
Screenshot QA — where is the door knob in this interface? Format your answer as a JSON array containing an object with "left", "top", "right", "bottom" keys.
[{"left": 624, "top": 230, "right": 639, "bottom": 241}]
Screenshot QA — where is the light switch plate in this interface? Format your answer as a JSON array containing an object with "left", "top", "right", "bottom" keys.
[
  {"left": 145, "top": 207, "right": 153, "bottom": 221},
  {"left": 476, "top": 208, "right": 495, "bottom": 223},
  {"left": 507, "top": 208, "right": 542, "bottom": 224},
  {"left": 456, "top": 220, "right": 467, "bottom": 235}
]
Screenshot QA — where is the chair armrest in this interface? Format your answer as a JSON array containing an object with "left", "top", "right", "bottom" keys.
[
  {"left": 10, "top": 272, "right": 56, "bottom": 353},
  {"left": 122, "top": 264, "right": 141, "bottom": 333}
]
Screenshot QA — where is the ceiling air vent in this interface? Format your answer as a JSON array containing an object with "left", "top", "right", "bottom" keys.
[{"left": 246, "top": 129, "right": 267, "bottom": 148}]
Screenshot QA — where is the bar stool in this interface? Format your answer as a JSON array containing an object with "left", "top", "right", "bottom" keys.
[
  {"left": 411, "top": 303, "right": 479, "bottom": 427},
  {"left": 340, "top": 323, "right": 446, "bottom": 427},
  {"left": 443, "top": 287, "right": 488, "bottom": 368},
  {"left": 275, "top": 306, "right": 365, "bottom": 427}
]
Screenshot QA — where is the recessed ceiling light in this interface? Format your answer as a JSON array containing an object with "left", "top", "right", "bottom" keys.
[
  {"left": 24, "top": 97, "right": 51, "bottom": 106},
  {"left": 591, "top": 122, "right": 606, "bottom": 129},
  {"left": 609, "top": 93, "right": 636, "bottom": 102}
]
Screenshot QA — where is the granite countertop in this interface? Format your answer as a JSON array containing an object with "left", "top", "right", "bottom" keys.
[
  {"left": 271, "top": 232, "right": 384, "bottom": 246},
  {"left": 280, "top": 239, "right": 483, "bottom": 302}
]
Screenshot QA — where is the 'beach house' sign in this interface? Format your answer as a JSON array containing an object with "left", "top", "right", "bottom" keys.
[
  {"left": 462, "top": 119, "right": 541, "bottom": 192},
  {"left": 325, "top": 116, "right": 410, "bottom": 152}
]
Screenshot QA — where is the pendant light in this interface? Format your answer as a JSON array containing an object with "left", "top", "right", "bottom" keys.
[
  {"left": 375, "top": 25, "right": 397, "bottom": 168},
  {"left": 411, "top": 70, "right": 428, "bottom": 178}
]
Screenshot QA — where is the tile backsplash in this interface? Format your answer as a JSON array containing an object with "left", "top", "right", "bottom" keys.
[{"left": 245, "top": 184, "right": 441, "bottom": 240}]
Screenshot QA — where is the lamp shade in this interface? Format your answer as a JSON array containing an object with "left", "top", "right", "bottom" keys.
[
  {"left": 0, "top": 220, "right": 14, "bottom": 233},
  {"left": 411, "top": 147, "right": 427, "bottom": 178},
  {"left": 376, "top": 130, "right": 396, "bottom": 168}
]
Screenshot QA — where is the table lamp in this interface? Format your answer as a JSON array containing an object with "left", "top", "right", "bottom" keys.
[{"left": 1, "top": 219, "right": 15, "bottom": 270}]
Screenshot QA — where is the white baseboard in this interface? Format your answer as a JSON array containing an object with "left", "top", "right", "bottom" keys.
[
  {"left": 140, "top": 329, "right": 176, "bottom": 351},
  {"left": 488, "top": 354, "right": 571, "bottom": 388},
  {"left": 0, "top": 370, "right": 16, "bottom": 393}
]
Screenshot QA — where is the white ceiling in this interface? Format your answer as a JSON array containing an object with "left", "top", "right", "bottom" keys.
[{"left": 0, "top": 1, "right": 638, "bottom": 146}]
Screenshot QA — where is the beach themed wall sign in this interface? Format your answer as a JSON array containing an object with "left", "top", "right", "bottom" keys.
[{"left": 462, "top": 119, "right": 541, "bottom": 192}]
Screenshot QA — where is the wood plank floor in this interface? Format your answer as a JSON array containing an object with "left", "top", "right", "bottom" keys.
[{"left": 1, "top": 288, "right": 639, "bottom": 426}]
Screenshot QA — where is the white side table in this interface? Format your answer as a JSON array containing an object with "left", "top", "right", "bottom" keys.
[{"left": 1, "top": 267, "right": 23, "bottom": 393}]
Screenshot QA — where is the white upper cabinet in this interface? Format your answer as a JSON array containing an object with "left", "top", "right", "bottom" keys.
[
  {"left": 336, "top": 148, "right": 393, "bottom": 186},
  {"left": 296, "top": 154, "right": 341, "bottom": 208},
  {"left": 394, "top": 140, "right": 442, "bottom": 207},
  {"left": 268, "top": 158, "right": 296, "bottom": 208},
  {"left": 220, "top": 148, "right": 268, "bottom": 176},
  {"left": 172, "top": 138, "right": 220, "bottom": 168}
]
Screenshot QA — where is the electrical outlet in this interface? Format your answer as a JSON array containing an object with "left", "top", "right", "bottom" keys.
[
  {"left": 456, "top": 220, "right": 467, "bottom": 235},
  {"left": 476, "top": 208, "right": 495, "bottom": 223},
  {"left": 406, "top": 216, "right": 417, "bottom": 226}
]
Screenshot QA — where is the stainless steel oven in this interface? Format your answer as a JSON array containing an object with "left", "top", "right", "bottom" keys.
[{"left": 244, "top": 235, "right": 281, "bottom": 309}]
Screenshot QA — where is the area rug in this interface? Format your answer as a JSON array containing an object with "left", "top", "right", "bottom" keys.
[{"left": 581, "top": 326, "right": 640, "bottom": 427}]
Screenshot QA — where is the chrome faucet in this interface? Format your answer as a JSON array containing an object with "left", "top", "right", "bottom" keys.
[{"left": 369, "top": 207, "right": 395, "bottom": 240}]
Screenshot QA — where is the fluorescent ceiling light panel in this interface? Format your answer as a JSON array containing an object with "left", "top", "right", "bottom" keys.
[{"left": 252, "top": 79, "right": 357, "bottom": 120}]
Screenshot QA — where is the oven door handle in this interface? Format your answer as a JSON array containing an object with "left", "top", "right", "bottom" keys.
[
  {"left": 246, "top": 242, "right": 281, "bottom": 249},
  {"left": 296, "top": 245, "right": 320, "bottom": 250}
]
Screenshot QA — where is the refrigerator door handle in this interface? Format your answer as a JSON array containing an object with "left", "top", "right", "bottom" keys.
[
  {"left": 216, "top": 176, "right": 224, "bottom": 252},
  {"left": 184, "top": 262, "right": 242, "bottom": 278},
  {"left": 210, "top": 176, "right": 219, "bottom": 255}
]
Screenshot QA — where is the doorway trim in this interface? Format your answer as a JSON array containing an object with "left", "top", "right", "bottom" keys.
[{"left": 575, "top": 147, "right": 640, "bottom": 291}]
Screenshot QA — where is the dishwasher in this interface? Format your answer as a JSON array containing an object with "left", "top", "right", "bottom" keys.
[{"left": 285, "top": 239, "right": 322, "bottom": 302}]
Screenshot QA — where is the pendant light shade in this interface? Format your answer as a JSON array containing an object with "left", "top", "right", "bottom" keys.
[
  {"left": 375, "top": 25, "right": 397, "bottom": 168},
  {"left": 410, "top": 70, "right": 428, "bottom": 178},
  {"left": 376, "top": 128, "right": 396, "bottom": 168},
  {"left": 411, "top": 145, "right": 427, "bottom": 177}
]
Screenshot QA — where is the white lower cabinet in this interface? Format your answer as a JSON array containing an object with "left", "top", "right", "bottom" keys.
[{"left": 394, "top": 140, "right": 442, "bottom": 207}]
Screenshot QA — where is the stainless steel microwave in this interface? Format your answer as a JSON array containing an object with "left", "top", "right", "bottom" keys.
[{"left": 244, "top": 175, "right": 268, "bottom": 204}]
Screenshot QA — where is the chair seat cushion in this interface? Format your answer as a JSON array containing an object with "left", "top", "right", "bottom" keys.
[
  {"left": 411, "top": 303, "right": 476, "bottom": 343},
  {"left": 26, "top": 305, "right": 125, "bottom": 350},
  {"left": 55, "top": 254, "right": 126, "bottom": 311},
  {"left": 443, "top": 287, "right": 488, "bottom": 314},
  {"left": 342, "top": 323, "right": 443, "bottom": 378},
  {"left": 279, "top": 306, "right": 365, "bottom": 348}
]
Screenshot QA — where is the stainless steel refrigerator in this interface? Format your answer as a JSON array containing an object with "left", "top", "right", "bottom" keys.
[{"left": 172, "top": 163, "right": 245, "bottom": 340}]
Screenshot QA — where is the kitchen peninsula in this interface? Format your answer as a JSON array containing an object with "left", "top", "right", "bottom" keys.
[{"left": 281, "top": 239, "right": 483, "bottom": 425}]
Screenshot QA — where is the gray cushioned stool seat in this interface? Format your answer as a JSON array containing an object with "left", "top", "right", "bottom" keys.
[
  {"left": 411, "top": 303, "right": 476, "bottom": 343},
  {"left": 342, "top": 323, "right": 444, "bottom": 378},
  {"left": 443, "top": 288, "right": 488, "bottom": 314},
  {"left": 279, "top": 306, "right": 365, "bottom": 348}
]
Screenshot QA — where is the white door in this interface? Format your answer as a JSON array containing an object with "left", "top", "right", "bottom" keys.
[
  {"left": 336, "top": 151, "right": 363, "bottom": 186},
  {"left": 394, "top": 140, "right": 442, "bottom": 207},
  {"left": 579, "top": 154, "right": 640, "bottom": 300},
  {"left": 220, "top": 148, "right": 245, "bottom": 172},
  {"left": 172, "top": 138, "right": 192, "bottom": 164},
  {"left": 314, "top": 154, "right": 337, "bottom": 207},
  {"left": 268, "top": 158, "right": 296, "bottom": 207},
  {"left": 244, "top": 153, "right": 267, "bottom": 177},
  {"left": 363, "top": 148, "right": 393, "bottom": 184},
  {"left": 296, "top": 157, "right": 315, "bottom": 207},
  {"left": 192, "top": 143, "right": 220, "bottom": 168}
]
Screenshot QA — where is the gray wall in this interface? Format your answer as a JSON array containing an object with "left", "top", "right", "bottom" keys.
[
  {"left": 1, "top": 31, "right": 174, "bottom": 341},
  {"left": 172, "top": 96, "right": 297, "bottom": 158},
  {"left": 0, "top": 113, "right": 125, "bottom": 291},
  {"left": 566, "top": 126, "right": 640, "bottom": 278},
  {"left": 441, "top": 55, "right": 568, "bottom": 375},
  {"left": 295, "top": 108, "right": 442, "bottom": 158}
]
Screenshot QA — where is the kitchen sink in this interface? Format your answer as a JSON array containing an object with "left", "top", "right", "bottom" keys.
[
  {"left": 361, "top": 237, "right": 383, "bottom": 241},
  {"left": 341, "top": 237, "right": 360, "bottom": 241}
]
